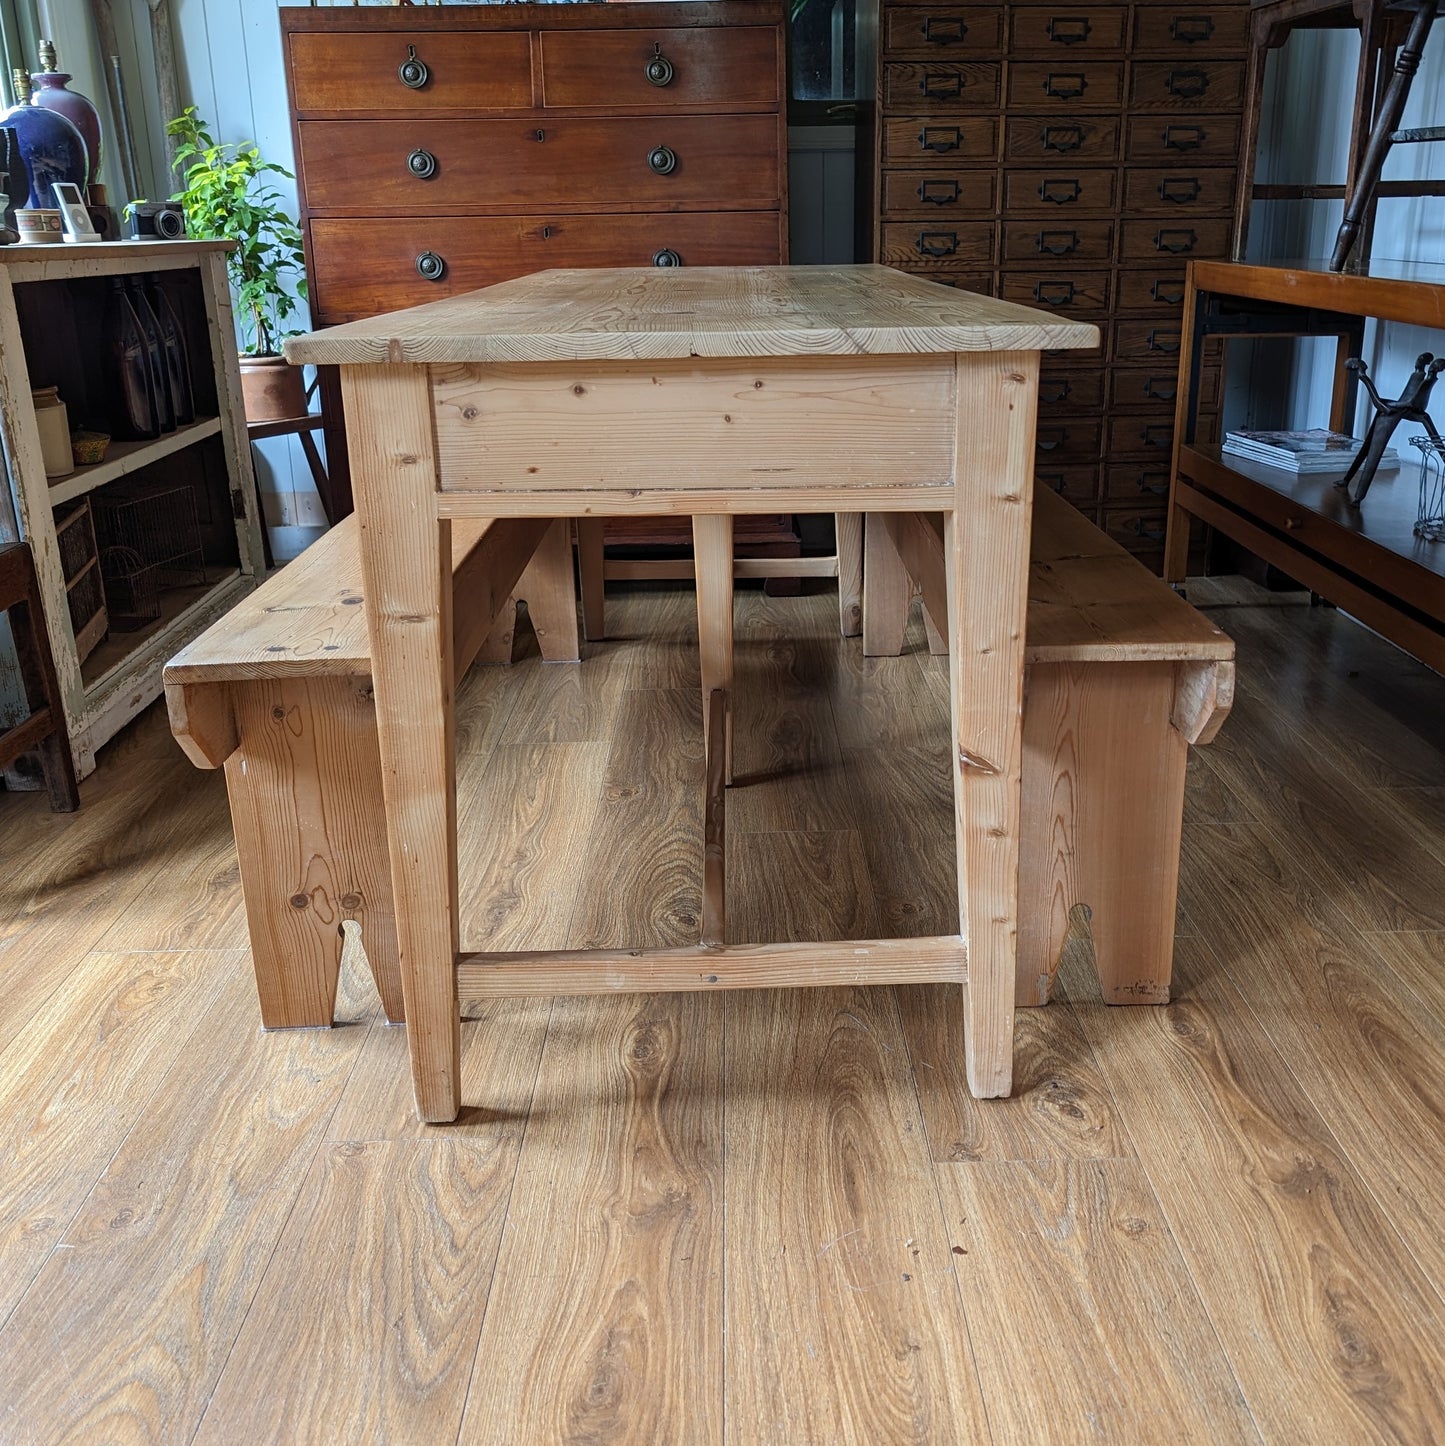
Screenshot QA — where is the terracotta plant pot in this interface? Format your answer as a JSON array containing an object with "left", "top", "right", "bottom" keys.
[{"left": 239, "top": 354, "right": 306, "bottom": 424}]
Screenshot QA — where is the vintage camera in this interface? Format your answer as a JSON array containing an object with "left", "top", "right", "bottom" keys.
[{"left": 126, "top": 201, "right": 186, "bottom": 240}]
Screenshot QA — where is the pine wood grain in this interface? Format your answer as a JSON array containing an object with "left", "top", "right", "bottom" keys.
[
  {"left": 459, "top": 993, "right": 724, "bottom": 1445},
  {"left": 723, "top": 984, "right": 993, "bottom": 1443}
]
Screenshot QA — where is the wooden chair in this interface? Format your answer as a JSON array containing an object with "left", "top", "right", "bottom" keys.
[{"left": 0, "top": 541, "right": 79, "bottom": 812}]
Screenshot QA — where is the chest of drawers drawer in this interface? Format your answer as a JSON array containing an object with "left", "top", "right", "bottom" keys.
[
  {"left": 1034, "top": 419, "right": 1104, "bottom": 462},
  {"left": 1119, "top": 216, "right": 1231, "bottom": 258},
  {"left": 1123, "top": 114, "right": 1241, "bottom": 162},
  {"left": 883, "top": 116, "right": 1000, "bottom": 163},
  {"left": 1008, "top": 8, "right": 1127, "bottom": 53},
  {"left": 1038, "top": 465, "right": 1104, "bottom": 504},
  {"left": 1114, "top": 319, "right": 1184, "bottom": 362},
  {"left": 1109, "top": 366, "right": 1183, "bottom": 411},
  {"left": 1001, "top": 269, "right": 1112, "bottom": 313},
  {"left": 1131, "top": 7, "right": 1249, "bottom": 54},
  {"left": 308, "top": 211, "right": 783, "bottom": 322},
  {"left": 538, "top": 27, "right": 779, "bottom": 108},
  {"left": 1007, "top": 63, "right": 1124, "bottom": 111},
  {"left": 1001, "top": 168, "right": 1118, "bottom": 213},
  {"left": 1038, "top": 368, "right": 1105, "bottom": 411},
  {"left": 1116, "top": 268, "right": 1188, "bottom": 311},
  {"left": 1107, "top": 415, "right": 1176, "bottom": 458},
  {"left": 1128, "top": 60, "right": 1245, "bottom": 110},
  {"left": 880, "top": 169, "right": 996, "bottom": 216},
  {"left": 884, "top": 62, "right": 1002, "bottom": 109},
  {"left": 1001, "top": 219, "right": 1113, "bottom": 262},
  {"left": 297, "top": 116, "right": 781, "bottom": 214},
  {"left": 1122, "top": 166, "right": 1238, "bottom": 213},
  {"left": 883, "top": 7, "right": 1003, "bottom": 56},
  {"left": 1003, "top": 115, "right": 1120, "bottom": 160},
  {"left": 1104, "top": 464, "right": 1174, "bottom": 502},
  {"left": 879, "top": 221, "right": 995, "bottom": 267},
  {"left": 288, "top": 31, "right": 533, "bottom": 114}
]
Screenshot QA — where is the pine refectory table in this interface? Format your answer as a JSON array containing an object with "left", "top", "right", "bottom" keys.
[{"left": 284, "top": 265, "right": 1097, "bottom": 1124}]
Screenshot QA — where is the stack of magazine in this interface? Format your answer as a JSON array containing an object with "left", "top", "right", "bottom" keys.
[{"left": 1222, "top": 428, "right": 1398, "bottom": 476}]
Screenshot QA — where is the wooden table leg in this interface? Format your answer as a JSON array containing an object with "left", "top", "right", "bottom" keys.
[
  {"left": 520, "top": 519, "right": 581, "bottom": 663},
  {"left": 693, "top": 514, "right": 734, "bottom": 784},
  {"left": 949, "top": 351, "right": 1039, "bottom": 1099},
  {"left": 835, "top": 511, "right": 863, "bottom": 638},
  {"left": 862, "top": 512, "right": 913, "bottom": 657},
  {"left": 341, "top": 363, "right": 460, "bottom": 1123}
]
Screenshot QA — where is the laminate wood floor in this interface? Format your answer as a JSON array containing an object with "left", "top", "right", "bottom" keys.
[{"left": 3, "top": 581, "right": 1445, "bottom": 1444}]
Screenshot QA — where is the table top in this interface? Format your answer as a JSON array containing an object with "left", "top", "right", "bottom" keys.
[
  {"left": 283, "top": 266, "right": 1099, "bottom": 367},
  {"left": 1189, "top": 258, "right": 1445, "bottom": 328}
]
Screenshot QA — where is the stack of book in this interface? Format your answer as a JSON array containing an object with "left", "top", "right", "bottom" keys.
[{"left": 1222, "top": 428, "right": 1398, "bottom": 476}]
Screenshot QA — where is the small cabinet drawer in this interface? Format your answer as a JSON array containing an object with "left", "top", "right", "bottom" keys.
[
  {"left": 1103, "top": 504, "right": 1170, "bottom": 555},
  {"left": 308, "top": 211, "right": 782, "bottom": 321},
  {"left": 1009, "top": 9, "right": 1126, "bottom": 53},
  {"left": 288, "top": 31, "right": 532, "bottom": 114},
  {"left": 881, "top": 170, "right": 995, "bottom": 216},
  {"left": 1038, "top": 368, "right": 1105, "bottom": 410},
  {"left": 297, "top": 116, "right": 781, "bottom": 214},
  {"left": 880, "top": 221, "right": 995, "bottom": 266},
  {"left": 1109, "top": 366, "right": 1184, "bottom": 411},
  {"left": 1034, "top": 420, "right": 1103, "bottom": 461},
  {"left": 1001, "top": 219, "right": 1113, "bottom": 262},
  {"left": 539, "top": 27, "right": 780, "bottom": 109},
  {"left": 1114, "top": 320, "right": 1185, "bottom": 362},
  {"left": 1119, "top": 217, "right": 1232, "bottom": 259},
  {"left": 884, "top": 7, "right": 1004, "bottom": 55},
  {"left": 1132, "top": 8, "right": 1249, "bottom": 53},
  {"left": 1124, "top": 115, "right": 1241, "bottom": 162},
  {"left": 1006, "top": 63, "right": 1124, "bottom": 110},
  {"left": 1036, "top": 464, "right": 1102, "bottom": 504},
  {"left": 1003, "top": 115, "right": 1119, "bottom": 160},
  {"left": 1108, "top": 416, "right": 1176, "bottom": 457},
  {"left": 1122, "top": 166, "right": 1238, "bottom": 212},
  {"left": 1001, "top": 269, "right": 1111, "bottom": 312},
  {"left": 929, "top": 270, "right": 997, "bottom": 294},
  {"left": 1116, "top": 268, "right": 1189, "bottom": 311},
  {"left": 884, "top": 62, "right": 1002, "bottom": 109},
  {"left": 882, "top": 116, "right": 999, "bottom": 163},
  {"left": 1001, "top": 167, "right": 1117, "bottom": 212},
  {"left": 1128, "top": 61, "right": 1245, "bottom": 110},
  {"left": 1104, "top": 464, "right": 1173, "bottom": 502}
]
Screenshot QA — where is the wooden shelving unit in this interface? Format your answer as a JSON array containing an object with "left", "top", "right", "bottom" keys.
[{"left": 0, "top": 240, "right": 264, "bottom": 777}]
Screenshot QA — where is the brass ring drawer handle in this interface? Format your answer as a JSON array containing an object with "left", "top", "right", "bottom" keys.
[
  {"left": 646, "top": 44, "right": 675, "bottom": 86},
  {"left": 415, "top": 251, "right": 446, "bottom": 281},
  {"left": 648, "top": 144, "right": 678, "bottom": 175},
  {"left": 399, "top": 45, "right": 429, "bottom": 90},
  {"left": 652, "top": 247, "right": 683, "bottom": 267},
  {"left": 407, "top": 148, "right": 437, "bottom": 179}
]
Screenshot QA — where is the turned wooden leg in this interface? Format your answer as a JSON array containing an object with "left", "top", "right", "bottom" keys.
[
  {"left": 836, "top": 511, "right": 863, "bottom": 638},
  {"left": 225, "top": 676, "right": 404, "bottom": 1027},
  {"left": 692, "top": 513, "right": 734, "bottom": 784},
  {"left": 862, "top": 513, "right": 912, "bottom": 656},
  {"left": 576, "top": 517, "right": 606, "bottom": 641},
  {"left": 343, "top": 364, "right": 460, "bottom": 1123},
  {"left": 950, "top": 351, "right": 1038, "bottom": 1099},
  {"left": 518, "top": 519, "right": 581, "bottom": 663}
]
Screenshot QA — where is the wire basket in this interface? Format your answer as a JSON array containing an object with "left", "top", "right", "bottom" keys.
[
  {"left": 1411, "top": 436, "right": 1445, "bottom": 542},
  {"left": 93, "top": 482, "right": 206, "bottom": 630}
]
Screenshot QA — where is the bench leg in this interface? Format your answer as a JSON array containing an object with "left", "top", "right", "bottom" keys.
[
  {"left": 836, "top": 511, "right": 863, "bottom": 638},
  {"left": 576, "top": 518, "right": 606, "bottom": 641},
  {"left": 517, "top": 519, "right": 580, "bottom": 663},
  {"left": 693, "top": 514, "right": 734, "bottom": 784},
  {"left": 862, "top": 513, "right": 912, "bottom": 656},
  {"left": 1019, "top": 661, "right": 1185, "bottom": 1006},
  {"left": 225, "top": 676, "right": 403, "bottom": 1027}
]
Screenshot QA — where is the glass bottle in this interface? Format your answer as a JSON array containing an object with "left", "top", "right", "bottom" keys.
[
  {"left": 126, "top": 276, "right": 174, "bottom": 432},
  {"left": 146, "top": 276, "right": 195, "bottom": 426},
  {"left": 108, "top": 277, "right": 158, "bottom": 441}
]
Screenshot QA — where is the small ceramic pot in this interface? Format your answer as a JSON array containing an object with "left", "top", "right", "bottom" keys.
[
  {"left": 239, "top": 355, "right": 307, "bottom": 423},
  {"left": 32, "top": 384, "right": 72, "bottom": 476}
]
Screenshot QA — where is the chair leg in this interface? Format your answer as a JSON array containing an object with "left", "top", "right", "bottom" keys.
[
  {"left": 692, "top": 514, "right": 734, "bottom": 783},
  {"left": 576, "top": 518, "right": 606, "bottom": 641}
]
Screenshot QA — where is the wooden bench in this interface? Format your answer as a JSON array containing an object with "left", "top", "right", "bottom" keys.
[
  {"left": 862, "top": 488, "right": 1236, "bottom": 1007},
  {"left": 163, "top": 515, "right": 578, "bottom": 1028}
]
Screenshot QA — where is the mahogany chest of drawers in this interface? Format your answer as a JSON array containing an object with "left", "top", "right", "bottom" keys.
[
  {"left": 280, "top": 2, "right": 789, "bottom": 532},
  {"left": 864, "top": 0, "right": 1242, "bottom": 568}
]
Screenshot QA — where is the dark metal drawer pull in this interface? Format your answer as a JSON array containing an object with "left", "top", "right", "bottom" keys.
[
  {"left": 1036, "top": 280, "right": 1077, "bottom": 306},
  {"left": 1040, "top": 471, "right": 1067, "bottom": 491},
  {"left": 1048, "top": 17, "right": 1092, "bottom": 45},
  {"left": 1141, "top": 424, "right": 1174, "bottom": 448},
  {"left": 1163, "top": 124, "right": 1207, "bottom": 151},
  {"left": 1147, "top": 330, "right": 1182, "bottom": 354},
  {"left": 918, "top": 178, "right": 961, "bottom": 205},
  {"left": 1159, "top": 175, "right": 1202, "bottom": 204},
  {"left": 1044, "top": 72, "right": 1087, "bottom": 99},
  {"left": 1151, "top": 279, "right": 1185, "bottom": 304},
  {"left": 647, "top": 144, "right": 678, "bottom": 175},
  {"left": 415, "top": 250, "right": 446, "bottom": 281},
  {"left": 1166, "top": 68, "right": 1210, "bottom": 98},
  {"left": 1040, "top": 380, "right": 1073, "bottom": 403},
  {"left": 1143, "top": 376, "right": 1178, "bottom": 401},
  {"left": 917, "top": 230, "right": 958, "bottom": 257},
  {"left": 1154, "top": 227, "right": 1198, "bottom": 254},
  {"left": 406, "top": 148, "right": 437, "bottom": 180},
  {"left": 398, "top": 45, "right": 428, "bottom": 90},
  {"left": 1036, "top": 427, "right": 1067, "bottom": 452},
  {"left": 1134, "top": 518, "right": 1168, "bottom": 542},
  {"left": 652, "top": 247, "right": 683, "bottom": 267},
  {"left": 1036, "top": 229, "right": 1080, "bottom": 255},
  {"left": 923, "top": 15, "right": 968, "bottom": 44},
  {"left": 921, "top": 71, "right": 965, "bottom": 100},
  {"left": 1171, "top": 15, "right": 1216, "bottom": 44},
  {"left": 1137, "top": 472, "right": 1171, "bottom": 496},
  {"left": 919, "top": 126, "right": 964, "bottom": 153},
  {"left": 1039, "top": 177, "right": 1082, "bottom": 204},
  {"left": 645, "top": 44, "right": 675, "bottom": 87},
  {"left": 1042, "top": 123, "right": 1085, "bottom": 153}
]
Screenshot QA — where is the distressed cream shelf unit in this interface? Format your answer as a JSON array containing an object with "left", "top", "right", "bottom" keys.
[{"left": 0, "top": 240, "right": 263, "bottom": 777}]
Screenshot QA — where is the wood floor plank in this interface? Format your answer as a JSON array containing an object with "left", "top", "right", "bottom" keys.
[
  {"left": 495, "top": 636, "right": 629, "bottom": 746},
  {"left": 723, "top": 985, "right": 992, "bottom": 1444},
  {"left": 1359, "top": 929, "right": 1445, "bottom": 1031},
  {"left": 898, "top": 982, "right": 1132, "bottom": 1162},
  {"left": 1064, "top": 938, "right": 1445, "bottom": 1441},
  {"left": 0, "top": 948, "right": 226, "bottom": 1327},
  {"left": 0, "top": 962, "right": 368, "bottom": 1444},
  {"left": 460, "top": 992, "right": 724, "bottom": 1445},
  {"left": 729, "top": 829, "right": 885, "bottom": 944},
  {"left": 938, "top": 1158, "right": 1259, "bottom": 1442}
]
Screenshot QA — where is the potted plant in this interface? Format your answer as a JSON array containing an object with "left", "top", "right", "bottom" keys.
[{"left": 166, "top": 107, "right": 308, "bottom": 423}]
